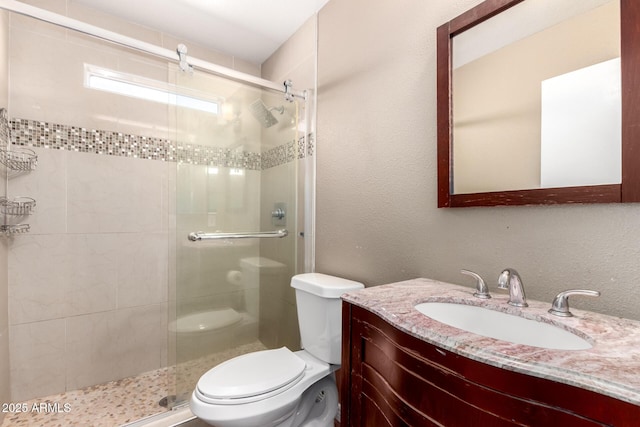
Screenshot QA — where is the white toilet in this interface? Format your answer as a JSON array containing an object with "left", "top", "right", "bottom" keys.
[{"left": 190, "top": 273, "right": 364, "bottom": 427}]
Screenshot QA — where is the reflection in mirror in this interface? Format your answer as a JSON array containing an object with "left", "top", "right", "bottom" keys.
[
  {"left": 452, "top": 0, "right": 620, "bottom": 195},
  {"left": 437, "top": 0, "right": 640, "bottom": 208}
]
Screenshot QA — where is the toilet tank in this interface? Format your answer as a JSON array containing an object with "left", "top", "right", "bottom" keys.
[{"left": 291, "top": 273, "right": 364, "bottom": 364}]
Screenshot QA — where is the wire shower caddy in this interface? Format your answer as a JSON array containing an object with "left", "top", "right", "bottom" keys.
[
  {"left": 0, "top": 146, "right": 38, "bottom": 171},
  {"left": 1, "top": 109, "right": 38, "bottom": 235}
]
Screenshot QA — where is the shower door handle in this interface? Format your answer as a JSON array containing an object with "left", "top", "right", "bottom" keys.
[{"left": 187, "top": 229, "right": 288, "bottom": 242}]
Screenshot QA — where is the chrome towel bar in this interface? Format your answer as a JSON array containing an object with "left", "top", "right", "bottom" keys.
[{"left": 188, "top": 229, "right": 288, "bottom": 242}]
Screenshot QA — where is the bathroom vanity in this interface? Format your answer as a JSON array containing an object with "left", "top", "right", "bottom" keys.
[{"left": 340, "top": 279, "right": 640, "bottom": 426}]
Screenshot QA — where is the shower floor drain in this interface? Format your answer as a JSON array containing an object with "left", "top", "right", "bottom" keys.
[{"left": 159, "top": 395, "right": 178, "bottom": 409}]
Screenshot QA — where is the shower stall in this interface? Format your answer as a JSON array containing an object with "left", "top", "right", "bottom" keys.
[{"left": 0, "top": 2, "right": 313, "bottom": 425}]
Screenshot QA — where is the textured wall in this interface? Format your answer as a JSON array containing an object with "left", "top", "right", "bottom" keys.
[{"left": 316, "top": 0, "right": 640, "bottom": 321}]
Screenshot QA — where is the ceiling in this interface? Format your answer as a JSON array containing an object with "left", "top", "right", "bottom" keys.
[{"left": 71, "top": 0, "right": 330, "bottom": 65}]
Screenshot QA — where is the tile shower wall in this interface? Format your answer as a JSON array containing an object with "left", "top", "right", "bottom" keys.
[
  {"left": 0, "top": 9, "right": 10, "bottom": 423},
  {"left": 7, "top": 146, "right": 170, "bottom": 401}
]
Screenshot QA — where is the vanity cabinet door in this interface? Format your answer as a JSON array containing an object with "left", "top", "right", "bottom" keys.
[{"left": 340, "top": 302, "right": 640, "bottom": 427}]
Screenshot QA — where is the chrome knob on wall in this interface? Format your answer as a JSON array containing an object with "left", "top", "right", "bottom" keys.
[
  {"left": 272, "top": 208, "right": 285, "bottom": 220},
  {"left": 271, "top": 202, "right": 287, "bottom": 226}
]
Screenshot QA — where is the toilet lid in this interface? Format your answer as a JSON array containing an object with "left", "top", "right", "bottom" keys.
[{"left": 197, "top": 347, "right": 306, "bottom": 400}]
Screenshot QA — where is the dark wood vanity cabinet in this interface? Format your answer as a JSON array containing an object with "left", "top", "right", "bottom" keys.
[{"left": 340, "top": 302, "right": 640, "bottom": 427}]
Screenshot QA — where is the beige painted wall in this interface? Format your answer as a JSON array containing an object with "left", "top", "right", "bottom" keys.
[{"left": 316, "top": 0, "right": 640, "bottom": 321}]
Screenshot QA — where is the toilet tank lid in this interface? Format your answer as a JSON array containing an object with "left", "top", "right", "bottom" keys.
[{"left": 291, "top": 273, "right": 364, "bottom": 298}]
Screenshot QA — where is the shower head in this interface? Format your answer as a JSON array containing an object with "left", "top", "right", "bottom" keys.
[{"left": 249, "top": 99, "right": 285, "bottom": 128}]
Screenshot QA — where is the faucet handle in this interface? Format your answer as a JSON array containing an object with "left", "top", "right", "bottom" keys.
[
  {"left": 461, "top": 269, "right": 491, "bottom": 299},
  {"left": 548, "top": 289, "right": 601, "bottom": 317}
]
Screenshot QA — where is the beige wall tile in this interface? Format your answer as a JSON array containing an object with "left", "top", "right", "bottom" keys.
[
  {"left": 0, "top": 9, "right": 10, "bottom": 420},
  {"left": 67, "top": 2, "right": 163, "bottom": 47},
  {"left": 9, "top": 235, "right": 69, "bottom": 324},
  {"left": 65, "top": 234, "right": 120, "bottom": 317},
  {"left": 0, "top": 325, "right": 9, "bottom": 422},
  {"left": 9, "top": 23, "right": 176, "bottom": 139},
  {"left": 0, "top": 9, "right": 8, "bottom": 104},
  {"left": 160, "top": 302, "right": 169, "bottom": 367},
  {"left": 9, "top": 5, "right": 66, "bottom": 40},
  {"left": 9, "top": 25, "right": 121, "bottom": 129},
  {"left": 117, "top": 232, "right": 169, "bottom": 309},
  {"left": 66, "top": 311, "right": 119, "bottom": 390},
  {"left": 113, "top": 305, "right": 165, "bottom": 379},
  {"left": 65, "top": 307, "right": 164, "bottom": 390},
  {"left": 66, "top": 152, "right": 167, "bottom": 234},
  {"left": 8, "top": 230, "right": 170, "bottom": 323},
  {"left": 9, "top": 319, "right": 66, "bottom": 401},
  {"left": 15, "top": 0, "right": 66, "bottom": 15}
]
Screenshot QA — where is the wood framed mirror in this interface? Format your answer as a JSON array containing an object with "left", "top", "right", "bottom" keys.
[{"left": 437, "top": 0, "right": 640, "bottom": 207}]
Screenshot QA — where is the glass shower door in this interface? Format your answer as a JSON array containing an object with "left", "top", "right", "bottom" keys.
[{"left": 170, "top": 67, "right": 302, "bottom": 404}]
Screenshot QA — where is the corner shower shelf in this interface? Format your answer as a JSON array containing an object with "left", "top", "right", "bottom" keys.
[
  {"left": 0, "top": 196, "right": 36, "bottom": 216},
  {"left": 0, "top": 146, "right": 38, "bottom": 171}
]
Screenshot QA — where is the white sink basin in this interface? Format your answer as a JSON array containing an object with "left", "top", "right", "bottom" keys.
[{"left": 415, "top": 302, "right": 592, "bottom": 350}]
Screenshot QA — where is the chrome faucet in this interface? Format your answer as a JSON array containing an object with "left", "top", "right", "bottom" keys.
[
  {"left": 548, "top": 289, "right": 600, "bottom": 317},
  {"left": 461, "top": 269, "right": 491, "bottom": 299},
  {"left": 497, "top": 268, "right": 528, "bottom": 307}
]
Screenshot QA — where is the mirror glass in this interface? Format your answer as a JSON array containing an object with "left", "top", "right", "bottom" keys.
[{"left": 452, "top": 0, "right": 620, "bottom": 195}]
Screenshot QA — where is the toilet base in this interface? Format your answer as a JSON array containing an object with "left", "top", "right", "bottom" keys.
[{"left": 287, "top": 375, "right": 338, "bottom": 427}]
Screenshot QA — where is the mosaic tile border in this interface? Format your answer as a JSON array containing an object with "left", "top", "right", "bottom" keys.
[
  {"left": 8, "top": 117, "right": 314, "bottom": 170},
  {"left": 261, "top": 132, "right": 315, "bottom": 169},
  {"left": 0, "top": 109, "right": 8, "bottom": 147}
]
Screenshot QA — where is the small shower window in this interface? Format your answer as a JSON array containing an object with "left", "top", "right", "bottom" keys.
[{"left": 84, "top": 64, "right": 220, "bottom": 114}]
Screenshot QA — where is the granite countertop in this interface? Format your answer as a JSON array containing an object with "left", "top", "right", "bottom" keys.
[{"left": 341, "top": 278, "right": 640, "bottom": 406}]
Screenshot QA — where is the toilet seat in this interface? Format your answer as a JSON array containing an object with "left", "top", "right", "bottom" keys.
[
  {"left": 196, "top": 347, "right": 306, "bottom": 405},
  {"left": 191, "top": 349, "right": 334, "bottom": 427}
]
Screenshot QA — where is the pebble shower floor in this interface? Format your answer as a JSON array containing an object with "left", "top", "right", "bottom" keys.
[{"left": 0, "top": 341, "right": 266, "bottom": 427}]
